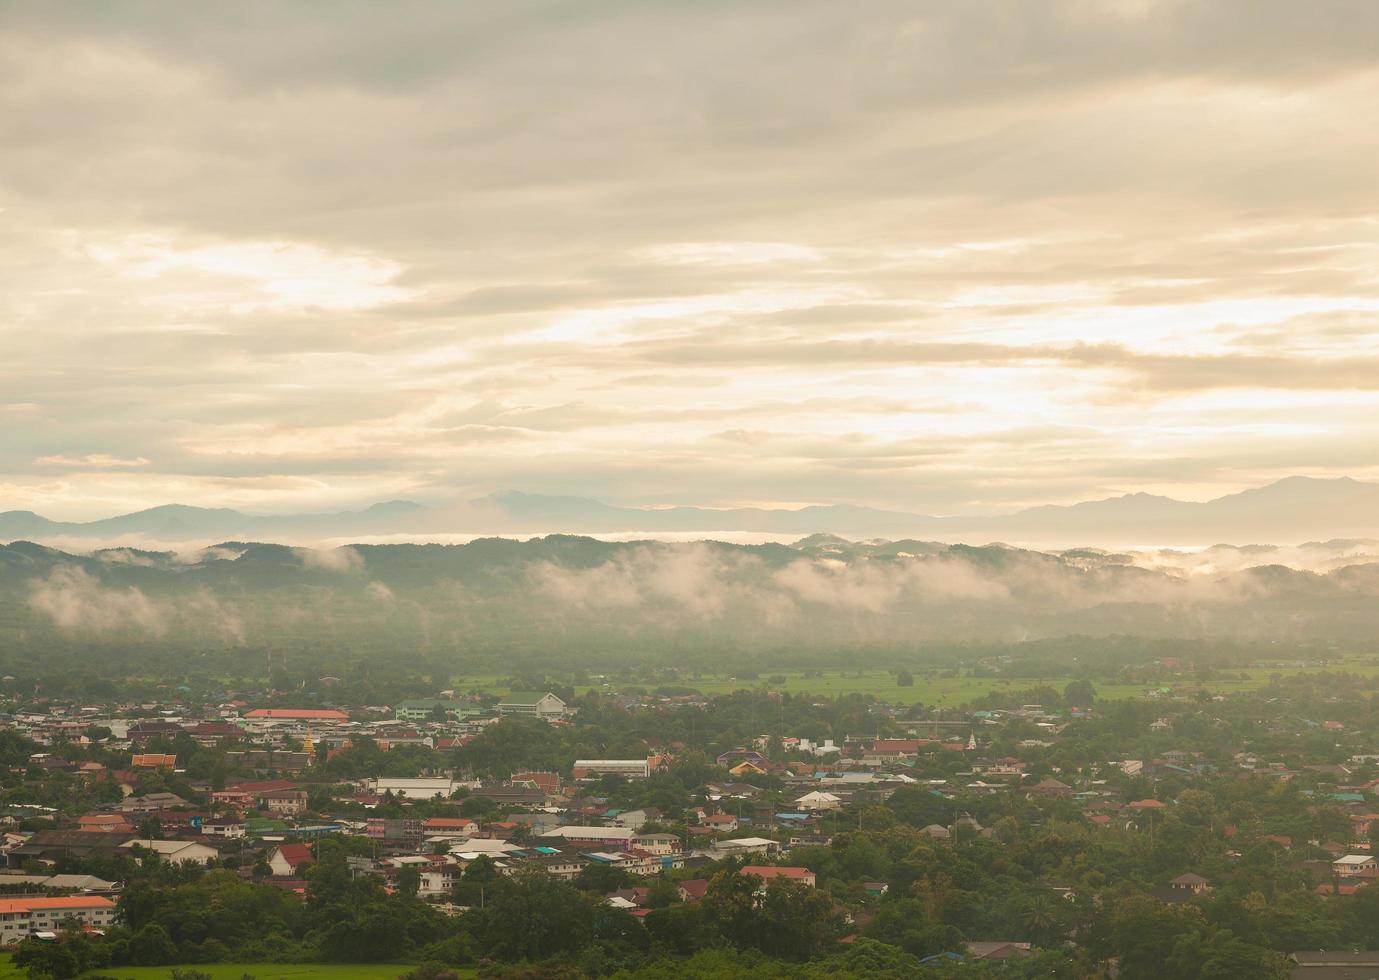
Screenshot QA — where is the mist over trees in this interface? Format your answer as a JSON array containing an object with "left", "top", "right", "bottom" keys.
[{"left": 1, "top": 536, "right": 1378, "bottom": 680}]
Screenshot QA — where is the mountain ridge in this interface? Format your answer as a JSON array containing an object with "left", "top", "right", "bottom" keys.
[{"left": 3, "top": 476, "right": 1376, "bottom": 546}]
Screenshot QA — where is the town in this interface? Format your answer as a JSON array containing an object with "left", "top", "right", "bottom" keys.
[{"left": 0, "top": 661, "right": 1375, "bottom": 979}]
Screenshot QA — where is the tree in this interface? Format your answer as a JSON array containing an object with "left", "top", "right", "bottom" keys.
[
  {"left": 1064, "top": 679, "right": 1096, "bottom": 706},
  {"left": 574, "top": 862, "right": 634, "bottom": 894},
  {"left": 1110, "top": 896, "right": 1208, "bottom": 980},
  {"left": 138, "top": 815, "right": 163, "bottom": 840},
  {"left": 128, "top": 923, "right": 178, "bottom": 966},
  {"left": 896, "top": 670, "right": 914, "bottom": 687},
  {"left": 474, "top": 867, "right": 598, "bottom": 961},
  {"left": 396, "top": 863, "right": 421, "bottom": 898}
]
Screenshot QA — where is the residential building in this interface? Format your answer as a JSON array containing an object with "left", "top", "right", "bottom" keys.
[
  {"left": 117, "top": 839, "right": 218, "bottom": 866},
  {"left": 539, "top": 826, "right": 639, "bottom": 850},
  {"left": 740, "top": 866, "right": 816, "bottom": 888},
  {"left": 370, "top": 776, "right": 457, "bottom": 800},
  {"left": 242, "top": 708, "right": 350, "bottom": 724},
  {"left": 268, "top": 843, "right": 316, "bottom": 877},
  {"left": 495, "top": 692, "right": 568, "bottom": 721},
  {"left": 573, "top": 759, "right": 650, "bottom": 780},
  {"left": 1334, "top": 855, "right": 1378, "bottom": 877},
  {"left": 393, "top": 699, "right": 484, "bottom": 722},
  {"left": 0, "top": 896, "right": 116, "bottom": 940},
  {"left": 262, "top": 789, "right": 308, "bottom": 815}
]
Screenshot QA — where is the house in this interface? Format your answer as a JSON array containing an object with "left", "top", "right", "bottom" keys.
[
  {"left": 1291, "top": 950, "right": 1379, "bottom": 975},
  {"left": 795, "top": 791, "right": 843, "bottom": 812},
  {"left": 678, "top": 879, "right": 710, "bottom": 902},
  {"left": 262, "top": 789, "right": 308, "bottom": 815},
  {"left": 131, "top": 753, "right": 177, "bottom": 769},
  {"left": 77, "top": 814, "right": 134, "bottom": 834},
  {"left": 213, "top": 779, "right": 301, "bottom": 807},
  {"left": 613, "top": 808, "right": 661, "bottom": 830},
  {"left": 1169, "top": 873, "right": 1211, "bottom": 894},
  {"left": 729, "top": 761, "right": 767, "bottom": 777},
  {"left": 369, "top": 776, "right": 457, "bottom": 800},
  {"left": 510, "top": 771, "right": 562, "bottom": 796},
  {"left": 700, "top": 814, "right": 739, "bottom": 834},
  {"left": 495, "top": 692, "right": 568, "bottom": 721},
  {"left": 119, "top": 792, "right": 190, "bottom": 813},
  {"left": 0, "top": 896, "right": 116, "bottom": 941},
  {"left": 636, "top": 833, "right": 681, "bottom": 856},
  {"left": 422, "top": 817, "right": 475, "bottom": 840},
  {"left": 1334, "top": 855, "right": 1378, "bottom": 877},
  {"left": 967, "top": 941, "right": 1032, "bottom": 960},
  {"left": 243, "top": 708, "right": 350, "bottom": 724},
  {"left": 706, "top": 837, "right": 781, "bottom": 860},
  {"left": 572, "top": 760, "right": 650, "bottom": 780},
  {"left": 1026, "top": 778, "right": 1073, "bottom": 799},
  {"left": 8, "top": 831, "right": 133, "bottom": 866},
  {"left": 539, "top": 826, "right": 638, "bottom": 850},
  {"left": 740, "top": 866, "right": 816, "bottom": 888},
  {"left": 268, "top": 843, "right": 316, "bottom": 876},
  {"left": 203, "top": 816, "right": 246, "bottom": 838},
  {"left": 35, "top": 874, "right": 119, "bottom": 896},
  {"left": 469, "top": 784, "right": 548, "bottom": 807},
  {"left": 118, "top": 839, "right": 217, "bottom": 866},
  {"left": 716, "top": 750, "right": 767, "bottom": 768},
  {"left": 223, "top": 750, "right": 312, "bottom": 773}
]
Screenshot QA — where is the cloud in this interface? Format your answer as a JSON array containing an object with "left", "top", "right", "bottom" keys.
[
  {"left": 27, "top": 565, "right": 166, "bottom": 637},
  {"left": 298, "top": 546, "right": 365, "bottom": 574},
  {"left": 35, "top": 454, "right": 151, "bottom": 468},
  {"left": 25, "top": 564, "right": 246, "bottom": 643},
  {"left": 4, "top": 2, "right": 1379, "bottom": 519}
]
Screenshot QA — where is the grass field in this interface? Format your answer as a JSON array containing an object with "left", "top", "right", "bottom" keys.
[
  {"left": 0, "top": 957, "right": 430, "bottom": 980},
  {"left": 456, "top": 658, "right": 1379, "bottom": 707}
]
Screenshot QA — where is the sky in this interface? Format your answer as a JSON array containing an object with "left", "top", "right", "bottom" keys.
[{"left": 3, "top": 1, "right": 1379, "bottom": 522}]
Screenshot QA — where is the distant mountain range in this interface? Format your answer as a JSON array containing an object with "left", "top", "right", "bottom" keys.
[
  {"left": 4, "top": 476, "right": 1378, "bottom": 547},
  {"left": 4, "top": 531, "right": 1379, "bottom": 658}
]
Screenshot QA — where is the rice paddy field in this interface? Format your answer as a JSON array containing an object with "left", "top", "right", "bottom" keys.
[
  {"left": 458, "top": 658, "right": 1379, "bottom": 707},
  {"left": 0, "top": 956, "right": 440, "bottom": 979},
  {"left": 0, "top": 959, "right": 448, "bottom": 980}
]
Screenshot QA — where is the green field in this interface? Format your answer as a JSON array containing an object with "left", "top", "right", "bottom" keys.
[
  {"left": 73, "top": 968, "right": 426, "bottom": 980},
  {"left": 0, "top": 957, "right": 431, "bottom": 980},
  {"left": 456, "top": 659, "right": 1379, "bottom": 707}
]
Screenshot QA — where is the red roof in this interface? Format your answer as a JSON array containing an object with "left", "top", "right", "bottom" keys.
[
  {"left": 741, "top": 866, "right": 813, "bottom": 880},
  {"left": 1128, "top": 799, "right": 1165, "bottom": 809},
  {"left": 0, "top": 897, "right": 115, "bottom": 913},
  {"left": 872, "top": 739, "right": 925, "bottom": 753},
  {"left": 273, "top": 843, "right": 315, "bottom": 867},
  {"left": 678, "top": 879, "right": 710, "bottom": 901},
  {"left": 424, "top": 817, "right": 475, "bottom": 829}
]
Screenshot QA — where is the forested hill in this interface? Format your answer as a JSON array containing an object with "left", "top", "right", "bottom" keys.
[{"left": 2, "top": 536, "right": 1379, "bottom": 666}]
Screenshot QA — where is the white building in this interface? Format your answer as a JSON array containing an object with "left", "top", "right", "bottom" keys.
[
  {"left": 0, "top": 896, "right": 117, "bottom": 940},
  {"left": 573, "top": 759, "right": 650, "bottom": 779},
  {"left": 795, "top": 791, "right": 843, "bottom": 812},
  {"left": 370, "top": 776, "right": 457, "bottom": 800},
  {"left": 1334, "top": 854, "right": 1378, "bottom": 877},
  {"left": 118, "top": 839, "right": 218, "bottom": 866},
  {"left": 495, "top": 692, "right": 568, "bottom": 720}
]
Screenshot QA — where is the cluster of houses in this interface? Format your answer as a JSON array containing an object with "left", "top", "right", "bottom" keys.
[{"left": 0, "top": 680, "right": 1377, "bottom": 963}]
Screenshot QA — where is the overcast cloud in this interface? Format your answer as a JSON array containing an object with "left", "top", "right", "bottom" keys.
[{"left": 3, "top": 1, "right": 1379, "bottom": 520}]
